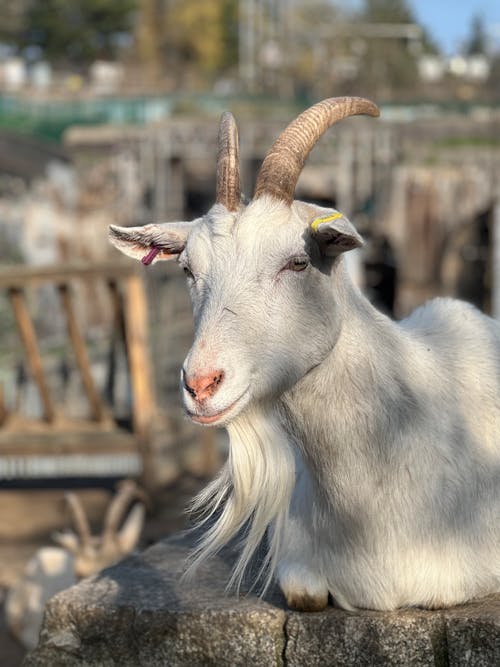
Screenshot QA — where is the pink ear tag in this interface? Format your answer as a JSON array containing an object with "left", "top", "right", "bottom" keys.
[{"left": 141, "top": 246, "right": 160, "bottom": 266}]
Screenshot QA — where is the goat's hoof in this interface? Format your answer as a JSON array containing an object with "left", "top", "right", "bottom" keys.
[{"left": 284, "top": 590, "right": 328, "bottom": 612}]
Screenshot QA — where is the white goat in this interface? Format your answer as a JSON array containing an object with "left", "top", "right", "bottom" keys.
[
  {"left": 109, "top": 97, "right": 500, "bottom": 612},
  {"left": 7, "top": 481, "right": 145, "bottom": 648}
]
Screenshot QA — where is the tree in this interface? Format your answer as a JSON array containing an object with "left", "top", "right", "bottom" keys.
[
  {"left": 287, "top": 0, "right": 343, "bottom": 98},
  {"left": 465, "top": 14, "right": 488, "bottom": 56},
  {"left": 135, "top": 0, "right": 163, "bottom": 81},
  {"left": 362, "top": 0, "right": 414, "bottom": 23},
  {"left": 134, "top": 0, "right": 238, "bottom": 87},
  {"left": 23, "top": 0, "right": 137, "bottom": 65},
  {"left": 0, "top": 1, "right": 30, "bottom": 46},
  {"left": 162, "top": 0, "right": 238, "bottom": 77},
  {"left": 164, "top": 0, "right": 226, "bottom": 74},
  {"left": 354, "top": 0, "right": 420, "bottom": 99}
]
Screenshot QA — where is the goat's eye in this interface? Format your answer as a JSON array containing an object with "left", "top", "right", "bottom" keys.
[{"left": 284, "top": 257, "right": 309, "bottom": 272}]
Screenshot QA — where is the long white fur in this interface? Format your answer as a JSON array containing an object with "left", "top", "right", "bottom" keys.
[{"left": 185, "top": 406, "right": 295, "bottom": 593}]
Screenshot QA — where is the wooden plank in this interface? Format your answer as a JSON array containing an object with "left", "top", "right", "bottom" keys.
[
  {"left": 0, "top": 261, "right": 138, "bottom": 290},
  {"left": 58, "top": 283, "right": 109, "bottom": 423},
  {"left": 0, "top": 428, "right": 138, "bottom": 456},
  {"left": 0, "top": 414, "right": 116, "bottom": 434},
  {"left": 8, "top": 288, "right": 56, "bottom": 423},
  {"left": 123, "top": 273, "right": 156, "bottom": 441}
]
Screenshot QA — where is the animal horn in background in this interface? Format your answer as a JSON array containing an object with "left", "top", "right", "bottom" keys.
[
  {"left": 253, "top": 96, "right": 380, "bottom": 205},
  {"left": 65, "top": 493, "right": 92, "bottom": 549},
  {"left": 215, "top": 111, "right": 241, "bottom": 212},
  {"left": 102, "top": 480, "right": 147, "bottom": 548}
]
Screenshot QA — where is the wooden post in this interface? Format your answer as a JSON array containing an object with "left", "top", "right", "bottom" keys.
[
  {"left": 8, "top": 287, "right": 56, "bottom": 423},
  {"left": 123, "top": 273, "right": 155, "bottom": 440},
  {"left": 0, "top": 382, "right": 7, "bottom": 426},
  {"left": 123, "top": 272, "right": 157, "bottom": 489},
  {"left": 493, "top": 200, "right": 500, "bottom": 319},
  {"left": 58, "top": 283, "right": 109, "bottom": 422}
]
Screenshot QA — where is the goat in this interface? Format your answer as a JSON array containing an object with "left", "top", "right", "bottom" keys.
[
  {"left": 7, "top": 481, "right": 145, "bottom": 648},
  {"left": 109, "top": 97, "right": 500, "bottom": 612}
]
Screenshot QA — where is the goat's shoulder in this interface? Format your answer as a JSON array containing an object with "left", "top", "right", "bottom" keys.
[
  {"left": 398, "top": 297, "right": 500, "bottom": 372},
  {"left": 400, "top": 297, "right": 496, "bottom": 335}
]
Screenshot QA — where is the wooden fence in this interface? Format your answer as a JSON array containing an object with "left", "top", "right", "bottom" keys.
[{"left": 0, "top": 262, "right": 156, "bottom": 485}]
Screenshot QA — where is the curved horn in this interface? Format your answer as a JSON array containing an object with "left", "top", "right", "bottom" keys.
[
  {"left": 65, "top": 492, "right": 91, "bottom": 548},
  {"left": 215, "top": 111, "right": 241, "bottom": 212},
  {"left": 102, "top": 480, "right": 148, "bottom": 547},
  {"left": 254, "top": 96, "right": 380, "bottom": 205}
]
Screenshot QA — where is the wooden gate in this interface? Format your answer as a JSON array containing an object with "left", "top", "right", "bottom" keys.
[{"left": 0, "top": 262, "right": 156, "bottom": 486}]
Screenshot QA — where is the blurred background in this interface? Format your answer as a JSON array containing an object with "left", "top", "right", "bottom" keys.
[{"left": 1, "top": 0, "right": 500, "bottom": 662}]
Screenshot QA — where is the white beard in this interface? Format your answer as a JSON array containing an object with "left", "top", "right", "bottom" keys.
[{"left": 184, "top": 406, "right": 295, "bottom": 593}]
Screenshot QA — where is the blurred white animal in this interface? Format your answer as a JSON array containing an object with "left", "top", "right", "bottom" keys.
[
  {"left": 110, "top": 97, "right": 500, "bottom": 612},
  {"left": 6, "top": 480, "right": 145, "bottom": 649}
]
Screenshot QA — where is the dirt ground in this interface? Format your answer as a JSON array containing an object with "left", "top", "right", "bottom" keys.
[{"left": 0, "top": 473, "right": 210, "bottom": 667}]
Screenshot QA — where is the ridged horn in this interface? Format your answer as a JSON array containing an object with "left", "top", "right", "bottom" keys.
[
  {"left": 215, "top": 111, "right": 241, "bottom": 212},
  {"left": 253, "top": 96, "right": 380, "bottom": 205}
]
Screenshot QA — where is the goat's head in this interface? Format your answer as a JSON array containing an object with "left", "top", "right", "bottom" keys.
[{"left": 110, "top": 97, "right": 379, "bottom": 426}]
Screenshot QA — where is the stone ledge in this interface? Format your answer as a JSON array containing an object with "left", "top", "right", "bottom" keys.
[{"left": 25, "top": 533, "right": 500, "bottom": 666}]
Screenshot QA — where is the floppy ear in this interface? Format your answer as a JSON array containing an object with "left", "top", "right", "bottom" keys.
[
  {"left": 309, "top": 209, "right": 363, "bottom": 256},
  {"left": 109, "top": 221, "right": 192, "bottom": 265}
]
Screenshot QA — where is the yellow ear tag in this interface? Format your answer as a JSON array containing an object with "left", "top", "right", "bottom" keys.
[{"left": 311, "top": 211, "right": 343, "bottom": 232}]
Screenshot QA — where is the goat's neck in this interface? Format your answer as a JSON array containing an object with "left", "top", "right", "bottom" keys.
[{"left": 278, "top": 275, "right": 404, "bottom": 486}]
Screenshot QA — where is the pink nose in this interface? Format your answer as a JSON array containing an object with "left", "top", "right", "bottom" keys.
[{"left": 183, "top": 370, "right": 225, "bottom": 402}]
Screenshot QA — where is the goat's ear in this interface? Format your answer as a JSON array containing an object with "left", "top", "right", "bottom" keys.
[
  {"left": 109, "top": 222, "right": 192, "bottom": 265},
  {"left": 310, "top": 209, "right": 363, "bottom": 256}
]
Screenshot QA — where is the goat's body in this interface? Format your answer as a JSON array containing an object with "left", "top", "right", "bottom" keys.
[
  {"left": 109, "top": 96, "right": 500, "bottom": 612},
  {"left": 275, "top": 286, "right": 500, "bottom": 610}
]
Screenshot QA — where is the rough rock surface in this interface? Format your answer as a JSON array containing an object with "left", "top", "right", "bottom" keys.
[{"left": 25, "top": 533, "right": 500, "bottom": 666}]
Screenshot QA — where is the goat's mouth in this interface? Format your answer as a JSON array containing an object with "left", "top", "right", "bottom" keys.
[{"left": 186, "top": 389, "right": 249, "bottom": 426}]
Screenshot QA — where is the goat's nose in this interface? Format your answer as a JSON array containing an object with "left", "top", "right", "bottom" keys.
[{"left": 183, "top": 370, "right": 225, "bottom": 402}]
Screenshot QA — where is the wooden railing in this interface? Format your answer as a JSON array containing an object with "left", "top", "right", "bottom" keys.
[{"left": 0, "top": 261, "right": 156, "bottom": 482}]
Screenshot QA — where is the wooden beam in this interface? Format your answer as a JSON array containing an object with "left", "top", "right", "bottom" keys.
[
  {"left": 8, "top": 288, "right": 56, "bottom": 423},
  {"left": 123, "top": 273, "right": 156, "bottom": 440},
  {"left": 0, "top": 423, "right": 138, "bottom": 456},
  {"left": 58, "top": 283, "right": 109, "bottom": 423},
  {"left": 0, "top": 261, "right": 138, "bottom": 290}
]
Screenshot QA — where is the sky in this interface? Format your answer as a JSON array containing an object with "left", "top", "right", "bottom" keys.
[{"left": 409, "top": 1, "right": 500, "bottom": 55}]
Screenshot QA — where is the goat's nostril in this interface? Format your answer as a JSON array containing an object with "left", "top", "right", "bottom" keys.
[
  {"left": 182, "top": 370, "right": 198, "bottom": 399},
  {"left": 184, "top": 382, "right": 197, "bottom": 399},
  {"left": 184, "top": 370, "right": 225, "bottom": 402}
]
